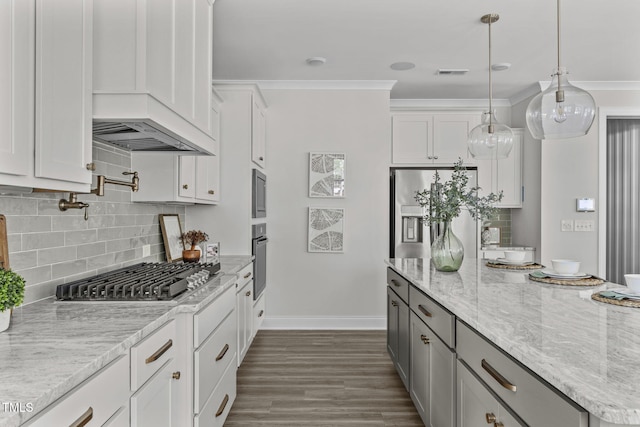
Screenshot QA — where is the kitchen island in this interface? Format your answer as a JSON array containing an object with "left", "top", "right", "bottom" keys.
[
  {"left": 386, "top": 258, "right": 640, "bottom": 427},
  {"left": 0, "top": 256, "right": 253, "bottom": 427}
]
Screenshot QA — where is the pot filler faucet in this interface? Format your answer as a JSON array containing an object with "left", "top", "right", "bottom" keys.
[{"left": 58, "top": 171, "right": 139, "bottom": 220}]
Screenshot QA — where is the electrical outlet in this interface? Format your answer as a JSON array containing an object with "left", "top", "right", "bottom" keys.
[
  {"left": 561, "top": 220, "right": 574, "bottom": 232},
  {"left": 142, "top": 244, "right": 151, "bottom": 257},
  {"left": 575, "top": 220, "right": 594, "bottom": 232}
]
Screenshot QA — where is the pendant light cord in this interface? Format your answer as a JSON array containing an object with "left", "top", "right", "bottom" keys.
[
  {"left": 488, "top": 17, "right": 493, "bottom": 129},
  {"left": 556, "top": 0, "right": 563, "bottom": 98}
]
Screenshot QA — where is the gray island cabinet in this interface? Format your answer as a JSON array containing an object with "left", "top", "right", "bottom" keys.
[{"left": 386, "top": 258, "right": 640, "bottom": 427}]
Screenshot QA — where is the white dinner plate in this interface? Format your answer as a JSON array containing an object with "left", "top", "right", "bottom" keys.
[
  {"left": 492, "top": 258, "right": 534, "bottom": 266},
  {"left": 540, "top": 269, "right": 590, "bottom": 279}
]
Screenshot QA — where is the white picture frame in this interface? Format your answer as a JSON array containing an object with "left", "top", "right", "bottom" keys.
[
  {"left": 159, "top": 214, "right": 184, "bottom": 262},
  {"left": 205, "top": 242, "right": 220, "bottom": 263},
  {"left": 308, "top": 207, "right": 345, "bottom": 253},
  {"left": 309, "top": 152, "right": 346, "bottom": 198}
]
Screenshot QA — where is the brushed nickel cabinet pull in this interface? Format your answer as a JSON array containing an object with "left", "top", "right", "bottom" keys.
[
  {"left": 495, "top": 423, "right": 504, "bottom": 427},
  {"left": 434, "top": 156, "right": 439, "bottom": 160},
  {"left": 172, "top": 371, "right": 181, "bottom": 380},
  {"left": 391, "top": 300, "right": 398, "bottom": 307},
  {"left": 259, "top": 156, "right": 264, "bottom": 161},
  {"left": 258, "top": 310, "right": 264, "bottom": 317},
  {"left": 390, "top": 279, "right": 401, "bottom": 287},
  {"left": 183, "top": 184, "right": 188, "bottom": 190},
  {"left": 420, "top": 334, "right": 430, "bottom": 344},
  {"left": 145, "top": 339, "right": 173, "bottom": 364},
  {"left": 486, "top": 412, "right": 496, "bottom": 423},
  {"left": 215, "top": 394, "right": 229, "bottom": 417},
  {"left": 85, "top": 163, "right": 96, "bottom": 171},
  {"left": 481, "top": 359, "right": 517, "bottom": 392},
  {"left": 208, "top": 190, "right": 215, "bottom": 194},
  {"left": 215, "top": 343, "right": 230, "bottom": 361},
  {"left": 69, "top": 407, "right": 93, "bottom": 427},
  {"left": 418, "top": 305, "right": 432, "bottom": 317},
  {"left": 243, "top": 272, "right": 252, "bottom": 279},
  {"left": 246, "top": 290, "right": 251, "bottom": 297}
]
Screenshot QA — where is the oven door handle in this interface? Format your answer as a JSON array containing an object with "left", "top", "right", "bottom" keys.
[{"left": 256, "top": 237, "right": 268, "bottom": 245}]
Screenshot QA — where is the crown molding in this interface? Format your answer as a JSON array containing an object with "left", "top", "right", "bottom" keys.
[
  {"left": 538, "top": 80, "right": 640, "bottom": 92},
  {"left": 254, "top": 80, "right": 397, "bottom": 91},
  {"left": 390, "top": 98, "right": 511, "bottom": 111}
]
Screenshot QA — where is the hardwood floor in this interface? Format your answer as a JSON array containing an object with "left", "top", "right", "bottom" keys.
[{"left": 225, "top": 330, "right": 424, "bottom": 426}]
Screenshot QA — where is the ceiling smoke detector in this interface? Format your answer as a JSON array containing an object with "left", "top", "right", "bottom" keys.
[
  {"left": 436, "top": 69, "right": 469, "bottom": 75},
  {"left": 306, "top": 57, "right": 327, "bottom": 66}
]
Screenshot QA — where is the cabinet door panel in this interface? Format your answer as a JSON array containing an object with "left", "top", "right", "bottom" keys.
[
  {"left": 0, "top": 0, "right": 33, "bottom": 177},
  {"left": 410, "top": 313, "right": 430, "bottom": 421},
  {"left": 397, "top": 295, "right": 410, "bottom": 389},
  {"left": 432, "top": 114, "right": 478, "bottom": 164},
  {"left": 430, "top": 327, "right": 455, "bottom": 427},
  {"left": 195, "top": 155, "right": 218, "bottom": 202},
  {"left": 193, "top": 0, "right": 213, "bottom": 134},
  {"left": 131, "top": 358, "right": 177, "bottom": 427},
  {"left": 146, "top": 0, "right": 174, "bottom": 107},
  {"left": 179, "top": 156, "right": 196, "bottom": 198},
  {"left": 251, "top": 97, "right": 266, "bottom": 168},
  {"left": 457, "top": 360, "right": 501, "bottom": 427},
  {"left": 174, "top": 0, "right": 194, "bottom": 119},
  {"left": 392, "top": 114, "right": 432, "bottom": 163},
  {"left": 35, "top": 0, "right": 92, "bottom": 184},
  {"left": 496, "top": 129, "right": 523, "bottom": 207},
  {"left": 387, "top": 287, "right": 399, "bottom": 361}
]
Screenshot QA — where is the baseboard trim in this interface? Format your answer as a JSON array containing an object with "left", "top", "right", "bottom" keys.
[{"left": 261, "top": 316, "right": 386, "bottom": 330}]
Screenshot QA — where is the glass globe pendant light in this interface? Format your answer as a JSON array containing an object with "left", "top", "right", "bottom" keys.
[
  {"left": 525, "top": 0, "right": 595, "bottom": 139},
  {"left": 468, "top": 14, "right": 514, "bottom": 160}
]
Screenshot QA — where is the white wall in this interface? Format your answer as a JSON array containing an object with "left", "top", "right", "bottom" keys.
[
  {"left": 523, "top": 89, "right": 640, "bottom": 276},
  {"left": 262, "top": 89, "right": 391, "bottom": 329}
]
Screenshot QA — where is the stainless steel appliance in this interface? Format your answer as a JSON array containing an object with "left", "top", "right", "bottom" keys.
[
  {"left": 390, "top": 168, "right": 478, "bottom": 258},
  {"left": 252, "top": 223, "right": 267, "bottom": 300},
  {"left": 252, "top": 169, "right": 267, "bottom": 218},
  {"left": 55, "top": 262, "right": 220, "bottom": 301}
]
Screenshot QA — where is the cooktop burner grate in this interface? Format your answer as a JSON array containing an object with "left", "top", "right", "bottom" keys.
[{"left": 55, "top": 262, "right": 220, "bottom": 301}]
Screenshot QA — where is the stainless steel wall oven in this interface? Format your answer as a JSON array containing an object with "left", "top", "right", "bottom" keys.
[
  {"left": 252, "top": 223, "right": 267, "bottom": 300},
  {"left": 252, "top": 169, "right": 266, "bottom": 218}
]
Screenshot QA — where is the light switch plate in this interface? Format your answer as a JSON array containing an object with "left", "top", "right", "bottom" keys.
[
  {"left": 575, "top": 220, "right": 594, "bottom": 232},
  {"left": 561, "top": 220, "right": 574, "bottom": 232},
  {"left": 142, "top": 244, "right": 151, "bottom": 257}
]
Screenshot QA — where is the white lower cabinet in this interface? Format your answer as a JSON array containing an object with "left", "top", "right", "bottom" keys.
[
  {"left": 236, "top": 278, "right": 254, "bottom": 366},
  {"left": 253, "top": 291, "right": 266, "bottom": 333},
  {"left": 131, "top": 357, "right": 180, "bottom": 427},
  {"left": 387, "top": 286, "right": 410, "bottom": 390},
  {"left": 103, "top": 406, "right": 130, "bottom": 427},
  {"left": 457, "top": 360, "right": 523, "bottom": 427},
  {"left": 24, "top": 355, "right": 129, "bottom": 426},
  {"left": 194, "top": 356, "right": 237, "bottom": 427},
  {"left": 409, "top": 312, "right": 455, "bottom": 427}
]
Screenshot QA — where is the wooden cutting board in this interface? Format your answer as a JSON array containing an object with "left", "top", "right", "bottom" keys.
[{"left": 0, "top": 214, "right": 9, "bottom": 270}]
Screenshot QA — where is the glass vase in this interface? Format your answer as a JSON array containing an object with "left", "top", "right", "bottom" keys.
[{"left": 431, "top": 221, "right": 464, "bottom": 272}]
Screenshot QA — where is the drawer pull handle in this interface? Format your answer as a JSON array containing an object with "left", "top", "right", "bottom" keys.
[
  {"left": 418, "top": 305, "right": 432, "bottom": 317},
  {"left": 183, "top": 184, "right": 188, "bottom": 190},
  {"left": 420, "top": 334, "right": 430, "bottom": 345},
  {"left": 216, "top": 343, "right": 230, "bottom": 361},
  {"left": 172, "top": 371, "right": 181, "bottom": 380},
  {"left": 145, "top": 339, "right": 173, "bottom": 364},
  {"left": 244, "top": 272, "right": 252, "bottom": 279},
  {"left": 486, "top": 412, "right": 496, "bottom": 423},
  {"left": 390, "top": 279, "right": 402, "bottom": 287},
  {"left": 246, "top": 290, "right": 251, "bottom": 296},
  {"left": 258, "top": 310, "right": 264, "bottom": 317},
  {"left": 215, "top": 394, "right": 229, "bottom": 417},
  {"left": 481, "top": 359, "right": 517, "bottom": 392},
  {"left": 208, "top": 190, "right": 215, "bottom": 194},
  {"left": 494, "top": 423, "right": 504, "bottom": 427},
  {"left": 391, "top": 300, "right": 398, "bottom": 307},
  {"left": 70, "top": 407, "right": 93, "bottom": 427}
]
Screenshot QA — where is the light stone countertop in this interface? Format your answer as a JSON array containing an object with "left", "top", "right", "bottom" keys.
[
  {"left": 0, "top": 255, "right": 253, "bottom": 427},
  {"left": 386, "top": 258, "right": 640, "bottom": 425}
]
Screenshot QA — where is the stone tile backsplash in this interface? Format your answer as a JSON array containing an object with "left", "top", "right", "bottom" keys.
[
  {"left": 485, "top": 208, "right": 512, "bottom": 247},
  {"left": 0, "top": 142, "right": 185, "bottom": 305}
]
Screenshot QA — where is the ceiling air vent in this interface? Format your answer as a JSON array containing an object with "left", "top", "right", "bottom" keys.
[{"left": 436, "top": 69, "right": 469, "bottom": 75}]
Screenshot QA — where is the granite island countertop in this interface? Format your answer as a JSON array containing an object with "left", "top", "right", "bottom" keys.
[
  {"left": 386, "top": 258, "right": 640, "bottom": 426},
  {"left": 0, "top": 255, "right": 253, "bottom": 427}
]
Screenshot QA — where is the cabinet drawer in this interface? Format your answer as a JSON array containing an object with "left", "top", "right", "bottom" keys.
[
  {"left": 131, "top": 320, "right": 176, "bottom": 391},
  {"left": 456, "top": 321, "right": 588, "bottom": 427},
  {"left": 194, "top": 356, "right": 237, "bottom": 427},
  {"left": 194, "top": 286, "right": 235, "bottom": 348},
  {"left": 237, "top": 263, "right": 253, "bottom": 288},
  {"left": 253, "top": 292, "right": 266, "bottom": 333},
  {"left": 410, "top": 286, "right": 455, "bottom": 349},
  {"left": 25, "top": 355, "right": 129, "bottom": 427},
  {"left": 387, "top": 268, "right": 409, "bottom": 304},
  {"left": 194, "top": 309, "right": 237, "bottom": 413}
]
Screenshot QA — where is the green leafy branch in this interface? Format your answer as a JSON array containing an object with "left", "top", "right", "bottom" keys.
[
  {"left": 414, "top": 158, "right": 503, "bottom": 224},
  {"left": 0, "top": 269, "right": 25, "bottom": 312}
]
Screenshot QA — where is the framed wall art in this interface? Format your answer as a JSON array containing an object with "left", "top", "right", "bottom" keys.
[
  {"left": 308, "top": 207, "right": 345, "bottom": 253},
  {"left": 205, "top": 242, "right": 220, "bottom": 264},
  {"left": 309, "top": 152, "right": 346, "bottom": 198},
  {"left": 159, "top": 214, "right": 184, "bottom": 262}
]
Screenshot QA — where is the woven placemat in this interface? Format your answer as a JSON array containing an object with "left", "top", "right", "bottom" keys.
[
  {"left": 591, "top": 292, "right": 640, "bottom": 308},
  {"left": 528, "top": 274, "right": 605, "bottom": 287},
  {"left": 486, "top": 262, "right": 544, "bottom": 270}
]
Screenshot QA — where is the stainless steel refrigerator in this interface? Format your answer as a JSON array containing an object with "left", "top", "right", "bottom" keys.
[{"left": 390, "top": 167, "right": 478, "bottom": 258}]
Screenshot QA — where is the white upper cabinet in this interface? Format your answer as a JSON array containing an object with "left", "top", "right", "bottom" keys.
[
  {"left": 93, "top": 0, "right": 216, "bottom": 155},
  {"left": 392, "top": 112, "right": 481, "bottom": 165},
  {"left": 476, "top": 128, "right": 523, "bottom": 208},
  {"left": 251, "top": 94, "right": 267, "bottom": 169},
  {"left": 0, "top": 0, "right": 93, "bottom": 192}
]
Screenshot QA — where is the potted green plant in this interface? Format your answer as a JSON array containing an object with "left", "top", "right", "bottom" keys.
[
  {"left": 0, "top": 268, "right": 25, "bottom": 332},
  {"left": 415, "top": 159, "right": 503, "bottom": 272},
  {"left": 181, "top": 230, "right": 209, "bottom": 263}
]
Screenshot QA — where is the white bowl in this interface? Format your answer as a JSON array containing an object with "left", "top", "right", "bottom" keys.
[
  {"left": 503, "top": 251, "right": 526, "bottom": 262},
  {"left": 551, "top": 259, "right": 580, "bottom": 275},
  {"left": 625, "top": 274, "right": 640, "bottom": 292}
]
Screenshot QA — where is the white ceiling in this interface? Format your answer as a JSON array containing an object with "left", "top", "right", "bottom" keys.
[{"left": 211, "top": 0, "right": 640, "bottom": 100}]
